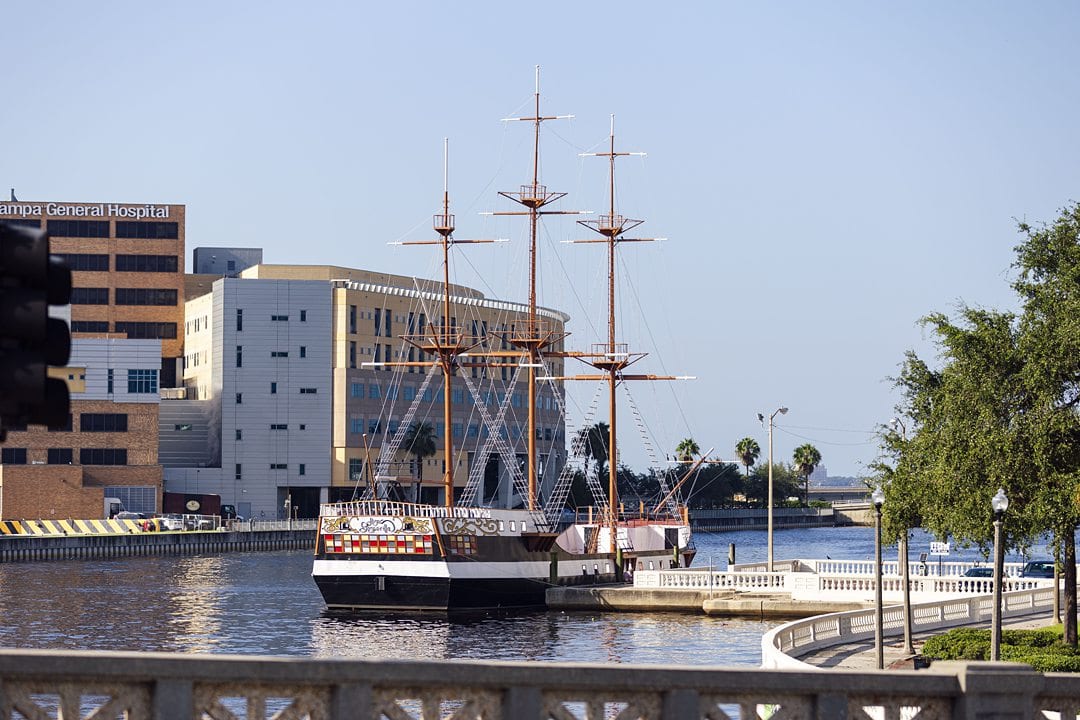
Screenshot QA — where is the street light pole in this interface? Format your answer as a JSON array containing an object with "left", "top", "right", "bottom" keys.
[
  {"left": 890, "top": 417, "right": 914, "bottom": 657},
  {"left": 991, "top": 487, "right": 1009, "bottom": 662},
  {"left": 872, "top": 486, "right": 885, "bottom": 669},
  {"left": 764, "top": 406, "right": 788, "bottom": 572}
]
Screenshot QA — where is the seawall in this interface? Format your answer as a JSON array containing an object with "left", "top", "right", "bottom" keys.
[{"left": 0, "top": 529, "right": 316, "bottom": 562}]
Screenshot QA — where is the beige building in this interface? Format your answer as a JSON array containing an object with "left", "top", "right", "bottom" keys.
[{"left": 230, "top": 263, "right": 570, "bottom": 507}]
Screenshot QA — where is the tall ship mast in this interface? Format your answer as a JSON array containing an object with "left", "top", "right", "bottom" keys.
[
  {"left": 391, "top": 139, "right": 500, "bottom": 509},
  {"left": 311, "top": 74, "right": 694, "bottom": 612},
  {"left": 568, "top": 116, "right": 684, "bottom": 554},
  {"left": 489, "top": 66, "right": 584, "bottom": 511}
]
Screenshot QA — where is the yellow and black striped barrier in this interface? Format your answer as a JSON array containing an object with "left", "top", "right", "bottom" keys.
[{"left": 0, "top": 518, "right": 161, "bottom": 536}]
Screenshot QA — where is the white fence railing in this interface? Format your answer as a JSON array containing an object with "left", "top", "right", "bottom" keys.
[
  {"left": 762, "top": 584, "right": 1060, "bottom": 670},
  {"left": 634, "top": 568, "right": 788, "bottom": 592}
]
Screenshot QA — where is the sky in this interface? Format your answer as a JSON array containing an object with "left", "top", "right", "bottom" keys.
[{"left": 3, "top": 2, "right": 1079, "bottom": 478}]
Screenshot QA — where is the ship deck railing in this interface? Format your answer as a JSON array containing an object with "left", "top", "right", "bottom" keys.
[
  {"left": 568, "top": 506, "right": 688, "bottom": 526},
  {"left": 320, "top": 500, "right": 527, "bottom": 521}
]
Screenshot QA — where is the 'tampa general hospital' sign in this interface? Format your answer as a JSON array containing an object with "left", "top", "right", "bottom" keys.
[{"left": 0, "top": 203, "right": 171, "bottom": 220}]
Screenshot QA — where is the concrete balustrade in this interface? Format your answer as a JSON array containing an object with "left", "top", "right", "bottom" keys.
[{"left": 0, "top": 647, "right": 1075, "bottom": 720}]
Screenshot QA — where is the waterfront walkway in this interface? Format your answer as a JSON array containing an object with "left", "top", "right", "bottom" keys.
[{"left": 803, "top": 611, "right": 1056, "bottom": 670}]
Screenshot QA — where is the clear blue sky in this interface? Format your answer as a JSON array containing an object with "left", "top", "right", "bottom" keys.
[{"left": 4, "top": 2, "right": 1079, "bottom": 477}]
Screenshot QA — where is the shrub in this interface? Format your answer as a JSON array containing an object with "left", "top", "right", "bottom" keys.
[{"left": 922, "top": 625, "right": 1080, "bottom": 671}]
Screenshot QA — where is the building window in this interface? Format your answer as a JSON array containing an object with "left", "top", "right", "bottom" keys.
[
  {"left": 107, "top": 368, "right": 114, "bottom": 394},
  {"left": 79, "top": 413, "right": 128, "bottom": 432},
  {"left": 114, "top": 322, "right": 177, "bottom": 339},
  {"left": 1, "top": 448, "right": 27, "bottom": 464},
  {"left": 115, "top": 221, "right": 179, "bottom": 239},
  {"left": 373, "top": 307, "right": 380, "bottom": 336},
  {"left": 46, "top": 219, "right": 109, "bottom": 238},
  {"left": 383, "top": 309, "right": 392, "bottom": 337},
  {"left": 235, "top": 464, "right": 242, "bottom": 480},
  {"left": 271, "top": 351, "right": 289, "bottom": 358},
  {"left": 71, "top": 287, "right": 109, "bottom": 305},
  {"left": 350, "top": 418, "right": 363, "bottom": 434},
  {"left": 271, "top": 382, "right": 277, "bottom": 394},
  {"left": 299, "top": 346, "right": 306, "bottom": 358},
  {"left": 48, "top": 414, "right": 73, "bottom": 432},
  {"left": 270, "top": 463, "right": 287, "bottom": 470},
  {"left": 115, "top": 288, "right": 178, "bottom": 306},
  {"left": 236, "top": 345, "right": 243, "bottom": 368},
  {"left": 270, "top": 424, "right": 287, "bottom": 430},
  {"left": 350, "top": 383, "right": 363, "bottom": 398},
  {"left": 368, "top": 385, "right": 380, "bottom": 400},
  {"left": 71, "top": 321, "right": 110, "bottom": 333},
  {"left": 127, "top": 369, "right": 158, "bottom": 394},
  {"left": 55, "top": 253, "right": 109, "bottom": 271},
  {"left": 236, "top": 393, "right": 243, "bottom": 404},
  {"left": 349, "top": 341, "right": 357, "bottom": 369},
  {"left": 299, "top": 424, "right": 306, "bottom": 430},
  {"left": 299, "top": 387, "right": 317, "bottom": 394},
  {"left": 236, "top": 429, "right": 243, "bottom": 441},
  {"left": 47, "top": 448, "right": 73, "bottom": 464},
  {"left": 271, "top": 314, "right": 289, "bottom": 321},
  {"left": 236, "top": 309, "right": 243, "bottom": 332},
  {"left": 115, "top": 254, "right": 178, "bottom": 272},
  {"left": 349, "top": 305, "right": 357, "bottom": 334},
  {"left": 300, "top": 310, "right": 307, "bottom": 322},
  {"left": 79, "top": 448, "right": 128, "bottom": 465}
]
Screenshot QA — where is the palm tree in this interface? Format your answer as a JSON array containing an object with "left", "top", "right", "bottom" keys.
[
  {"left": 575, "top": 422, "right": 610, "bottom": 484},
  {"left": 401, "top": 422, "right": 437, "bottom": 501},
  {"left": 675, "top": 437, "right": 700, "bottom": 462},
  {"left": 793, "top": 443, "right": 822, "bottom": 506},
  {"left": 735, "top": 437, "right": 761, "bottom": 477}
]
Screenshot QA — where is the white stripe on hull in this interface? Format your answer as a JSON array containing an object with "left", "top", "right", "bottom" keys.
[{"left": 312, "top": 551, "right": 674, "bottom": 581}]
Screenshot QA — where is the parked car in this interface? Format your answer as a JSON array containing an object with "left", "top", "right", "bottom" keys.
[
  {"left": 1021, "top": 560, "right": 1055, "bottom": 578},
  {"left": 158, "top": 514, "right": 185, "bottom": 531},
  {"left": 962, "top": 567, "right": 994, "bottom": 578}
]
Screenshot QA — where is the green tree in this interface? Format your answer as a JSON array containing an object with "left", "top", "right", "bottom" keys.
[
  {"left": 675, "top": 437, "right": 700, "bottom": 462},
  {"left": 793, "top": 443, "right": 822, "bottom": 506},
  {"left": 883, "top": 203, "right": 1080, "bottom": 646},
  {"left": 735, "top": 437, "right": 761, "bottom": 477},
  {"left": 743, "top": 463, "right": 801, "bottom": 507},
  {"left": 685, "top": 463, "right": 743, "bottom": 508}
]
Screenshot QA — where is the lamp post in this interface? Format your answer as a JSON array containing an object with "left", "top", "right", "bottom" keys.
[
  {"left": 762, "top": 406, "right": 788, "bottom": 572},
  {"left": 991, "top": 487, "right": 1009, "bottom": 661},
  {"left": 872, "top": 486, "right": 885, "bottom": 669},
  {"left": 889, "top": 417, "right": 914, "bottom": 657}
]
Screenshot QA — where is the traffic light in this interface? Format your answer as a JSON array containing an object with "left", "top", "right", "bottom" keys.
[{"left": 0, "top": 221, "right": 72, "bottom": 436}]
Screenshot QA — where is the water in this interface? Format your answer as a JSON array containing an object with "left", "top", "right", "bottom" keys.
[{"left": 0, "top": 526, "right": 1049, "bottom": 666}]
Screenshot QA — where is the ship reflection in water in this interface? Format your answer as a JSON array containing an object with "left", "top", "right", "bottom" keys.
[
  {"left": 0, "top": 546, "right": 769, "bottom": 665},
  {"left": 308, "top": 609, "right": 767, "bottom": 666}
]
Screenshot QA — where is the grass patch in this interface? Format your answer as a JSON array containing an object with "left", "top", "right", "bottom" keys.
[{"left": 921, "top": 625, "right": 1080, "bottom": 672}]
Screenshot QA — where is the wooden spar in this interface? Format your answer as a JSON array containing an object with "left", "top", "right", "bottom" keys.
[{"left": 651, "top": 448, "right": 714, "bottom": 516}]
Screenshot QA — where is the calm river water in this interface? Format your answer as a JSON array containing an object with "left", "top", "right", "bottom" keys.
[{"left": 0, "top": 526, "right": 1043, "bottom": 666}]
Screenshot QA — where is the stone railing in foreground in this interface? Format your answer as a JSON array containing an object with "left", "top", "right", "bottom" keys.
[
  {"left": 3, "top": 648, "right": 1080, "bottom": 720},
  {"left": 762, "top": 584, "right": 1059, "bottom": 671}
]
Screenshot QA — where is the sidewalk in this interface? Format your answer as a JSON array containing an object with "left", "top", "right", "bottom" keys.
[{"left": 799, "top": 611, "right": 1060, "bottom": 670}]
